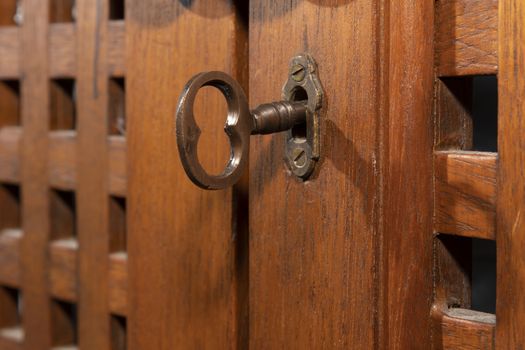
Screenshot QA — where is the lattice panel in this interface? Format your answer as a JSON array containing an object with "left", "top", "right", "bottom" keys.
[{"left": 0, "top": 0, "right": 127, "bottom": 349}]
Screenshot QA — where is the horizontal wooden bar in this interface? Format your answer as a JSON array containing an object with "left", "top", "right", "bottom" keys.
[
  {"left": 49, "top": 23, "right": 75, "bottom": 78},
  {"left": 432, "top": 307, "right": 495, "bottom": 349},
  {"left": 435, "top": 0, "right": 498, "bottom": 76},
  {"left": 0, "top": 229, "right": 22, "bottom": 287},
  {"left": 108, "top": 21, "right": 126, "bottom": 77},
  {"left": 0, "top": 28, "right": 19, "bottom": 79},
  {"left": 49, "top": 239, "right": 128, "bottom": 315},
  {"left": 49, "top": 238, "right": 78, "bottom": 302},
  {"left": 0, "top": 327, "right": 24, "bottom": 350},
  {"left": 109, "top": 252, "right": 128, "bottom": 316},
  {"left": 0, "top": 127, "right": 20, "bottom": 184},
  {"left": 434, "top": 151, "right": 496, "bottom": 240},
  {"left": 0, "top": 129, "right": 126, "bottom": 196}
]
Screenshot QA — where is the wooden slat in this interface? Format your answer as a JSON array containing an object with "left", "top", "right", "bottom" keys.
[
  {"left": 108, "top": 21, "right": 125, "bottom": 77},
  {"left": 20, "top": 0, "right": 53, "bottom": 348},
  {"left": 108, "top": 136, "right": 126, "bottom": 197},
  {"left": 48, "top": 239, "right": 128, "bottom": 315},
  {"left": 0, "top": 28, "right": 19, "bottom": 79},
  {"left": 435, "top": 0, "right": 498, "bottom": 76},
  {"left": 434, "top": 151, "right": 497, "bottom": 240},
  {"left": 49, "top": 239, "right": 77, "bottom": 302},
  {"left": 128, "top": 1, "right": 248, "bottom": 348},
  {"left": 0, "top": 327, "right": 24, "bottom": 350},
  {"left": 0, "top": 127, "right": 20, "bottom": 184},
  {"left": 496, "top": 0, "right": 525, "bottom": 347},
  {"left": 48, "top": 131, "right": 76, "bottom": 190},
  {"left": 0, "top": 128, "right": 126, "bottom": 194},
  {"left": 109, "top": 252, "right": 127, "bottom": 316},
  {"left": 49, "top": 24, "right": 75, "bottom": 78},
  {"left": 432, "top": 307, "right": 495, "bottom": 349},
  {"left": 0, "top": 229, "right": 22, "bottom": 287},
  {"left": 76, "top": 0, "right": 111, "bottom": 347}
]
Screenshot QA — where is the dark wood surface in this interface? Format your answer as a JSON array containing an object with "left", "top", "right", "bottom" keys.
[
  {"left": 127, "top": 1, "right": 248, "bottom": 349},
  {"left": 496, "top": 0, "right": 525, "bottom": 348}
]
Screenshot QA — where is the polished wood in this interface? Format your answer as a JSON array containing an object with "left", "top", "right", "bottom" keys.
[
  {"left": 20, "top": 0, "right": 52, "bottom": 348},
  {"left": 496, "top": 0, "right": 525, "bottom": 347},
  {"left": 128, "top": 1, "right": 248, "bottom": 348},
  {"left": 432, "top": 307, "right": 495, "bottom": 350},
  {"left": 435, "top": 0, "right": 498, "bottom": 77},
  {"left": 434, "top": 151, "right": 496, "bottom": 240},
  {"left": 76, "top": 0, "right": 111, "bottom": 348}
]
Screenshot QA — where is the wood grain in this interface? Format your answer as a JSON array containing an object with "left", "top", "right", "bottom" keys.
[
  {"left": 109, "top": 252, "right": 128, "bottom": 316},
  {"left": 20, "top": 0, "right": 53, "bottom": 348},
  {"left": 435, "top": 0, "right": 498, "bottom": 76},
  {"left": 0, "top": 28, "right": 19, "bottom": 79},
  {"left": 75, "top": 0, "right": 111, "bottom": 348},
  {"left": 128, "top": 1, "right": 248, "bottom": 348},
  {"left": 432, "top": 307, "right": 495, "bottom": 350},
  {"left": 108, "top": 21, "right": 126, "bottom": 77},
  {"left": 0, "top": 127, "right": 20, "bottom": 184},
  {"left": 496, "top": 0, "right": 525, "bottom": 347},
  {"left": 434, "top": 151, "right": 496, "bottom": 240},
  {"left": 0, "top": 229, "right": 22, "bottom": 287},
  {"left": 381, "top": 1, "right": 436, "bottom": 348},
  {"left": 250, "top": 1, "right": 380, "bottom": 347}
]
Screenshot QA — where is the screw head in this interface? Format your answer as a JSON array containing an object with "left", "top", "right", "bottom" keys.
[
  {"left": 291, "top": 64, "right": 306, "bottom": 82},
  {"left": 291, "top": 147, "right": 307, "bottom": 168}
]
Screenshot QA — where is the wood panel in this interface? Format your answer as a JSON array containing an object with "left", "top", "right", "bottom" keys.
[
  {"left": 49, "top": 24, "right": 76, "bottom": 78},
  {"left": 432, "top": 307, "right": 495, "bottom": 349},
  {"left": 108, "top": 21, "right": 126, "bottom": 77},
  {"left": 434, "top": 151, "right": 497, "bottom": 240},
  {"left": 75, "top": 0, "right": 111, "bottom": 348},
  {"left": 20, "top": 0, "right": 52, "bottom": 348},
  {"left": 250, "top": 1, "right": 380, "bottom": 347},
  {"left": 381, "top": 1, "right": 436, "bottom": 348},
  {"left": 435, "top": 0, "right": 498, "bottom": 76},
  {"left": 496, "top": 0, "right": 525, "bottom": 347},
  {"left": 128, "top": 1, "right": 248, "bottom": 348},
  {"left": 0, "top": 28, "right": 19, "bottom": 79}
]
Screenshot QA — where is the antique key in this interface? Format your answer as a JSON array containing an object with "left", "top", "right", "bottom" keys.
[{"left": 176, "top": 53, "right": 324, "bottom": 190}]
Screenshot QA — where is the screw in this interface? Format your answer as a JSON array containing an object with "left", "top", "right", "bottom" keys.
[
  {"left": 292, "top": 147, "right": 307, "bottom": 168},
  {"left": 291, "top": 64, "right": 306, "bottom": 82}
]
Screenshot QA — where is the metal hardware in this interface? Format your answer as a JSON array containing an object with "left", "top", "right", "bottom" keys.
[{"left": 176, "top": 54, "right": 324, "bottom": 190}]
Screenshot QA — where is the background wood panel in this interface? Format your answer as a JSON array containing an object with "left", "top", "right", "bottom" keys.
[
  {"left": 20, "top": 0, "right": 53, "bottom": 348},
  {"left": 496, "top": 0, "right": 525, "bottom": 348},
  {"left": 250, "top": 1, "right": 379, "bottom": 347},
  {"left": 127, "top": 1, "right": 248, "bottom": 349}
]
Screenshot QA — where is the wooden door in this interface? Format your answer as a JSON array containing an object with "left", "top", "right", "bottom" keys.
[{"left": 0, "top": 0, "right": 524, "bottom": 349}]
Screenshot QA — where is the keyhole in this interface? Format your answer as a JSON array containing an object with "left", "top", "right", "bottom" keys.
[
  {"left": 193, "top": 86, "right": 231, "bottom": 176},
  {"left": 290, "top": 87, "right": 308, "bottom": 141}
]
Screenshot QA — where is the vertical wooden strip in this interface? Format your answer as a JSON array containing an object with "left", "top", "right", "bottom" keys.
[
  {"left": 20, "top": 0, "right": 52, "bottom": 348},
  {"left": 76, "top": 0, "right": 110, "bottom": 349},
  {"left": 381, "top": 0, "right": 434, "bottom": 348},
  {"left": 496, "top": 0, "right": 525, "bottom": 348},
  {"left": 127, "top": 2, "right": 248, "bottom": 349}
]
